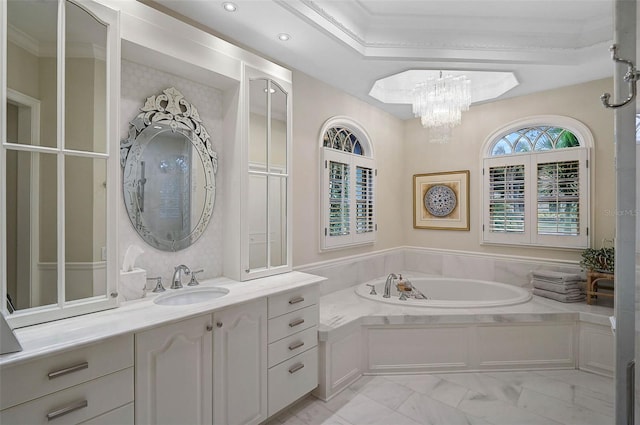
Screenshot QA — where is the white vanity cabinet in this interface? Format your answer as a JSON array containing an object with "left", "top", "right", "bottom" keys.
[
  {"left": 267, "top": 286, "right": 319, "bottom": 416},
  {"left": 135, "top": 314, "right": 214, "bottom": 425},
  {"left": 0, "top": 335, "right": 134, "bottom": 424},
  {"left": 213, "top": 298, "right": 268, "bottom": 425}
]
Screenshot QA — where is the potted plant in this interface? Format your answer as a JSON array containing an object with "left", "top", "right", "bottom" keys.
[{"left": 580, "top": 247, "right": 615, "bottom": 273}]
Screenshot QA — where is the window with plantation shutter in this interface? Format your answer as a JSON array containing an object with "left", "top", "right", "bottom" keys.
[
  {"left": 482, "top": 117, "right": 591, "bottom": 249},
  {"left": 320, "top": 118, "right": 376, "bottom": 250}
]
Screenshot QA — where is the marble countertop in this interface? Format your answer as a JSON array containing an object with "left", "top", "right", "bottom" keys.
[
  {"left": 318, "top": 279, "right": 614, "bottom": 341},
  {"left": 1, "top": 271, "right": 325, "bottom": 367}
]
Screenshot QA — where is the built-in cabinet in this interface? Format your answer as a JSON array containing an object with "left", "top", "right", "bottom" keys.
[
  {"left": 133, "top": 286, "right": 318, "bottom": 425},
  {"left": 135, "top": 314, "right": 213, "bottom": 425},
  {"left": 0, "top": 335, "right": 134, "bottom": 424},
  {"left": 267, "top": 286, "right": 319, "bottom": 416},
  {"left": 213, "top": 299, "right": 268, "bottom": 425}
]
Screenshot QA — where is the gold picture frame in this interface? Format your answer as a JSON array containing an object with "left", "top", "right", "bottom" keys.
[{"left": 413, "top": 170, "right": 470, "bottom": 230}]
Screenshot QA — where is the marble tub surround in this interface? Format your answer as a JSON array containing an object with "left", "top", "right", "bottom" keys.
[
  {"left": 314, "top": 276, "right": 614, "bottom": 401},
  {"left": 0, "top": 272, "right": 325, "bottom": 367},
  {"left": 297, "top": 247, "right": 584, "bottom": 297}
]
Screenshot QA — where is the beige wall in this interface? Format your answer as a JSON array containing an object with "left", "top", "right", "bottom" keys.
[
  {"left": 403, "top": 78, "right": 615, "bottom": 262},
  {"left": 292, "top": 70, "right": 405, "bottom": 266},
  {"left": 292, "top": 75, "right": 615, "bottom": 267}
]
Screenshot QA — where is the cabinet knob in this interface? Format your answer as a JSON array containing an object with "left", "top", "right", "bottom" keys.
[
  {"left": 206, "top": 325, "right": 213, "bottom": 332},
  {"left": 217, "top": 322, "right": 223, "bottom": 328}
]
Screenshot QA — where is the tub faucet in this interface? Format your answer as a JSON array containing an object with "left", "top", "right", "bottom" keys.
[
  {"left": 171, "top": 265, "right": 191, "bottom": 289},
  {"left": 383, "top": 273, "right": 398, "bottom": 298}
]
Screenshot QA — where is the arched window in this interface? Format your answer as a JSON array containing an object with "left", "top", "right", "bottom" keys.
[
  {"left": 482, "top": 116, "right": 592, "bottom": 248},
  {"left": 320, "top": 117, "right": 376, "bottom": 250}
]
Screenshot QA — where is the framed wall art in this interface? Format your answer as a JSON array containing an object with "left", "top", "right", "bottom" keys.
[{"left": 413, "top": 170, "right": 470, "bottom": 230}]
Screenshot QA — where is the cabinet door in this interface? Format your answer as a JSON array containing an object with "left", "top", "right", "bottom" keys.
[
  {"left": 213, "top": 299, "right": 267, "bottom": 425},
  {"left": 135, "top": 315, "right": 213, "bottom": 425}
]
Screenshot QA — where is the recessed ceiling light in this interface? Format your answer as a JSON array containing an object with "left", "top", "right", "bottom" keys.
[
  {"left": 222, "top": 2, "right": 237, "bottom": 12},
  {"left": 277, "top": 33, "right": 291, "bottom": 41}
]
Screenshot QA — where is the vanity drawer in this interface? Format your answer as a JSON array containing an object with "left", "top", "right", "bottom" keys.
[
  {"left": 268, "top": 286, "right": 319, "bottom": 319},
  {"left": 268, "top": 304, "right": 318, "bottom": 343},
  {"left": 79, "top": 402, "right": 133, "bottom": 425},
  {"left": 0, "top": 334, "right": 133, "bottom": 410},
  {"left": 268, "top": 326, "right": 318, "bottom": 368},
  {"left": 268, "top": 347, "right": 318, "bottom": 416},
  {"left": 0, "top": 367, "right": 134, "bottom": 424}
]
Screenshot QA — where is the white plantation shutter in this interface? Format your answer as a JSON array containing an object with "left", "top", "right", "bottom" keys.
[
  {"left": 484, "top": 155, "right": 530, "bottom": 245},
  {"left": 537, "top": 160, "right": 580, "bottom": 236},
  {"left": 322, "top": 148, "right": 375, "bottom": 249},
  {"left": 328, "top": 159, "right": 350, "bottom": 237},
  {"left": 532, "top": 149, "right": 588, "bottom": 247},
  {"left": 489, "top": 164, "right": 525, "bottom": 234},
  {"left": 355, "top": 165, "right": 374, "bottom": 234},
  {"left": 483, "top": 148, "right": 588, "bottom": 248}
]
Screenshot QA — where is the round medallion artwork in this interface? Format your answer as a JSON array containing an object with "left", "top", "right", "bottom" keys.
[{"left": 424, "top": 185, "right": 457, "bottom": 217}]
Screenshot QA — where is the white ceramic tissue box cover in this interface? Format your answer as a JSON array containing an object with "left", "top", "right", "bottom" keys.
[{"left": 119, "top": 269, "right": 147, "bottom": 301}]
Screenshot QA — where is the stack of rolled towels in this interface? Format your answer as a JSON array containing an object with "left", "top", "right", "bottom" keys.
[{"left": 531, "top": 270, "right": 585, "bottom": 303}]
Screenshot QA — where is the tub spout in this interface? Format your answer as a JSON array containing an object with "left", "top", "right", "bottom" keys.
[{"left": 383, "top": 273, "right": 398, "bottom": 298}]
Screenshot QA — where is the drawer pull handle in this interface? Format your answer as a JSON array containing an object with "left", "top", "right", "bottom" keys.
[
  {"left": 47, "top": 362, "right": 89, "bottom": 380},
  {"left": 46, "top": 399, "right": 88, "bottom": 421},
  {"left": 288, "top": 296, "right": 305, "bottom": 305},
  {"left": 288, "top": 363, "right": 305, "bottom": 374},
  {"left": 289, "top": 318, "right": 305, "bottom": 328},
  {"left": 288, "top": 341, "right": 305, "bottom": 351}
]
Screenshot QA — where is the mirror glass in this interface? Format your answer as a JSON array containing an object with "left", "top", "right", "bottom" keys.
[
  {"left": 65, "top": 156, "right": 107, "bottom": 301},
  {"left": 121, "top": 88, "right": 217, "bottom": 252},
  {"left": 5, "top": 0, "right": 110, "bottom": 313},
  {"left": 248, "top": 175, "right": 268, "bottom": 269},
  {"left": 249, "top": 79, "right": 268, "bottom": 172},
  {"left": 5, "top": 150, "right": 58, "bottom": 310},
  {"left": 270, "top": 82, "right": 287, "bottom": 173},
  {"left": 7, "top": 0, "right": 57, "bottom": 148},
  {"left": 65, "top": 0, "right": 107, "bottom": 153},
  {"left": 248, "top": 78, "right": 288, "bottom": 272}
]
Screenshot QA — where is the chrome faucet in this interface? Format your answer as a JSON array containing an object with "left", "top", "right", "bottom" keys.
[
  {"left": 383, "top": 273, "right": 398, "bottom": 298},
  {"left": 171, "top": 265, "right": 191, "bottom": 289}
]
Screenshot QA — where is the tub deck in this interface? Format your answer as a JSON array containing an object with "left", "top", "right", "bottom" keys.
[{"left": 315, "top": 283, "right": 614, "bottom": 401}]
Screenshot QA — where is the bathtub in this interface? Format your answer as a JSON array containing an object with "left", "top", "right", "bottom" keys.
[{"left": 355, "top": 276, "right": 532, "bottom": 308}]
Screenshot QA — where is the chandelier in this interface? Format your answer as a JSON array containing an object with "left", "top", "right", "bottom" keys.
[{"left": 412, "top": 72, "right": 471, "bottom": 129}]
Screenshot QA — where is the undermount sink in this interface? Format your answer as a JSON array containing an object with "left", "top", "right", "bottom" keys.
[{"left": 153, "top": 287, "right": 229, "bottom": 306}]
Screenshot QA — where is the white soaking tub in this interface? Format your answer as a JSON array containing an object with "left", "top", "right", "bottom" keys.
[{"left": 355, "top": 276, "right": 532, "bottom": 308}]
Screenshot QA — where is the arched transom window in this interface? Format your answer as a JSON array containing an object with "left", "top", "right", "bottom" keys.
[
  {"left": 482, "top": 117, "right": 592, "bottom": 249},
  {"left": 491, "top": 126, "right": 580, "bottom": 156},
  {"left": 320, "top": 117, "right": 375, "bottom": 250},
  {"left": 323, "top": 127, "right": 364, "bottom": 155}
]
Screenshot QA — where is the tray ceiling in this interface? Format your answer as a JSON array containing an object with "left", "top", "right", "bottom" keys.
[{"left": 147, "top": 0, "right": 622, "bottom": 119}]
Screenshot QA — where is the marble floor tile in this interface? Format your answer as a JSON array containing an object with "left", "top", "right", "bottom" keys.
[
  {"left": 457, "top": 390, "right": 562, "bottom": 425},
  {"left": 517, "top": 387, "right": 614, "bottom": 425},
  {"left": 331, "top": 393, "right": 420, "bottom": 425},
  {"left": 359, "top": 376, "right": 416, "bottom": 410},
  {"left": 278, "top": 370, "right": 613, "bottom": 425},
  {"left": 397, "top": 392, "right": 479, "bottom": 425},
  {"left": 534, "top": 369, "right": 613, "bottom": 397},
  {"left": 488, "top": 370, "right": 614, "bottom": 416},
  {"left": 385, "top": 374, "right": 468, "bottom": 408},
  {"left": 434, "top": 372, "right": 521, "bottom": 405}
]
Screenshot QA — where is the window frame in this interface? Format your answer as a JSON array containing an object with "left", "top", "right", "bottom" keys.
[
  {"left": 480, "top": 115, "right": 593, "bottom": 249},
  {"left": 319, "top": 116, "right": 376, "bottom": 251}
]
